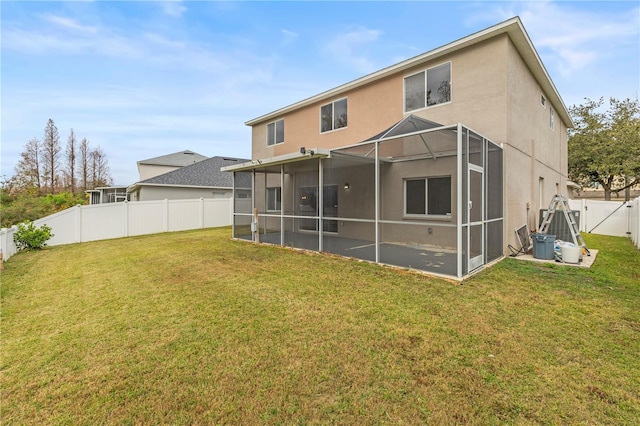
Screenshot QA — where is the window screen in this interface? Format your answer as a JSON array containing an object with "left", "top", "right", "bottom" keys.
[
  {"left": 427, "top": 177, "right": 451, "bottom": 215},
  {"left": 406, "top": 179, "right": 426, "bottom": 215}
]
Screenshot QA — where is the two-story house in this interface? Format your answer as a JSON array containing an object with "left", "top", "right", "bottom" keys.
[{"left": 222, "top": 17, "right": 572, "bottom": 279}]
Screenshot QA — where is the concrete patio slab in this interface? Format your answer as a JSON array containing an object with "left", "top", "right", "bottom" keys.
[{"left": 513, "top": 249, "right": 599, "bottom": 268}]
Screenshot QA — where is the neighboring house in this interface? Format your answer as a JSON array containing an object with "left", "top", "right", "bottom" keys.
[
  {"left": 570, "top": 180, "right": 640, "bottom": 201},
  {"left": 222, "top": 16, "right": 573, "bottom": 279},
  {"left": 137, "top": 150, "right": 208, "bottom": 181},
  {"left": 566, "top": 181, "right": 581, "bottom": 200},
  {"left": 128, "top": 156, "right": 250, "bottom": 201},
  {"left": 86, "top": 185, "right": 128, "bottom": 205}
]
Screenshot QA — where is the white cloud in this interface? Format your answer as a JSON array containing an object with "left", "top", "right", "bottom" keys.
[
  {"left": 42, "top": 14, "right": 98, "bottom": 33},
  {"left": 280, "top": 29, "right": 298, "bottom": 45},
  {"left": 466, "top": 1, "right": 640, "bottom": 77},
  {"left": 160, "top": 0, "right": 187, "bottom": 18},
  {"left": 2, "top": 16, "right": 272, "bottom": 79},
  {"left": 323, "top": 27, "right": 382, "bottom": 74}
]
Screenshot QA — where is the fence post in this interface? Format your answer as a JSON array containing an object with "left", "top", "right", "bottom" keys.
[
  {"left": 635, "top": 198, "right": 640, "bottom": 249},
  {"left": 200, "top": 198, "right": 204, "bottom": 229},
  {"left": 124, "top": 201, "right": 129, "bottom": 237},
  {"left": 164, "top": 199, "right": 169, "bottom": 232},
  {"left": 0, "top": 228, "right": 5, "bottom": 263},
  {"left": 77, "top": 205, "right": 83, "bottom": 243}
]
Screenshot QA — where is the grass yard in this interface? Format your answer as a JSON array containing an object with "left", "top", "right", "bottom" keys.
[{"left": 1, "top": 227, "right": 639, "bottom": 424}]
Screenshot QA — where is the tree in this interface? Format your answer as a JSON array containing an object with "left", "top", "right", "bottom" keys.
[
  {"left": 89, "top": 145, "right": 112, "bottom": 188},
  {"left": 568, "top": 97, "right": 640, "bottom": 200},
  {"left": 13, "top": 138, "right": 42, "bottom": 192},
  {"left": 65, "top": 129, "right": 77, "bottom": 194},
  {"left": 41, "top": 119, "right": 61, "bottom": 194},
  {"left": 79, "top": 137, "right": 90, "bottom": 192}
]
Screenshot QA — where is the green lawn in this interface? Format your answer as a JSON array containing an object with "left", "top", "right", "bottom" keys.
[{"left": 1, "top": 228, "right": 639, "bottom": 424}]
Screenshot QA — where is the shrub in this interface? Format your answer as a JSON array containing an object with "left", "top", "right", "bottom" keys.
[
  {"left": 1, "top": 192, "right": 87, "bottom": 228},
  {"left": 13, "top": 221, "right": 54, "bottom": 251}
]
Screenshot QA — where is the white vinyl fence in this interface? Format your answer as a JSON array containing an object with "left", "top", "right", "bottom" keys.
[
  {"left": 568, "top": 197, "right": 640, "bottom": 249},
  {"left": 1, "top": 198, "right": 232, "bottom": 262}
]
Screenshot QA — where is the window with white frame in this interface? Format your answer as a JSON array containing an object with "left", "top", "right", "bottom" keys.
[
  {"left": 404, "top": 62, "right": 451, "bottom": 112},
  {"left": 405, "top": 176, "right": 451, "bottom": 216},
  {"left": 550, "top": 107, "right": 555, "bottom": 129},
  {"left": 320, "top": 98, "right": 348, "bottom": 133},
  {"left": 267, "top": 119, "right": 284, "bottom": 146},
  {"left": 266, "top": 187, "right": 281, "bottom": 211},
  {"left": 541, "top": 94, "right": 546, "bottom": 108}
]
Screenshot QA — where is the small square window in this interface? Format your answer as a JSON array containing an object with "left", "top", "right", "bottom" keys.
[
  {"left": 266, "top": 187, "right": 281, "bottom": 211},
  {"left": 541, "top": 94, "right": 546, "bottom": 107},
  {"left": 267, "top": 119, "right": 284, "bottom": 146},
  {"left": 404, "top": 62, "right": 451, "bottom": 113},
  {"left": 320, "top": 98, "right": 348, "bottom": 133}
]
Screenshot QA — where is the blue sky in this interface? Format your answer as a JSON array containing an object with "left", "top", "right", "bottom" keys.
[{"left": 2, "top": 1, "right": 639, "bottom": 186}]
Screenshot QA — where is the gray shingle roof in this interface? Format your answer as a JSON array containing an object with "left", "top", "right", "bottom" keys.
[
  {"left": 137, "top": 150, "right": 208, "bottom": 167},
  {"left": 139, "top": 156, "right": 250, "bottom": 187}
]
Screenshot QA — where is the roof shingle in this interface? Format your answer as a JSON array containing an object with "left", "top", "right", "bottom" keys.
[{"left": 139, "top": 156, "right": 250, "bottom": 187}]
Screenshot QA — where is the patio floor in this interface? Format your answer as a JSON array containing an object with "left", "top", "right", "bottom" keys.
[{"left": 254, "top": 231, "right": 458, "bottom": 276}]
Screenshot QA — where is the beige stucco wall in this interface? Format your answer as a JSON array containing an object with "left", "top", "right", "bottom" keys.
[
  {"left": 251, "top": 36, "right": 511, "bottom": 162},
  {"left": 138, "top": 164, "right": 181, "bottom": 181},
  {"left": 503, "top": 39, "right": 569, "bottom": 249}
]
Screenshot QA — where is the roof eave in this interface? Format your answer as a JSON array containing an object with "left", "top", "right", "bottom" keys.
[{"left": 221, "top": 148, "right": 330, "bottom": 172}]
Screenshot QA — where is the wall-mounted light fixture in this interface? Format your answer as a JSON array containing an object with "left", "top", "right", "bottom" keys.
[{"left": 344, "top": 183, "right": 350, "bottom": 190}]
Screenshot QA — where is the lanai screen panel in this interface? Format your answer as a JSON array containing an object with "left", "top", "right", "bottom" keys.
[
  {"left": 233, "top": 171, "right": 253, "bottom": 240},
  {"left": 282, "top": 159, "right": 320, "bottom": 252},
  {"left": 255, "top": 165, "right": 282, "bottom": 246},
  {"left": 460, "top": 128, "right": 504, "bottom": 275},
  {"left": 321, "top": 148, "right": 376, "bottom": 262},
  {"left": 486, "top": 141, "right": 503, "bottom": 262},
  {"left": 378, "top": 127, "right": 459, "bottom": 275}
]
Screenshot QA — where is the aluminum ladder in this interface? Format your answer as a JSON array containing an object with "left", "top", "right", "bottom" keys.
[{"left": 538, "top": 194, "right": 589, "bottom": 254}]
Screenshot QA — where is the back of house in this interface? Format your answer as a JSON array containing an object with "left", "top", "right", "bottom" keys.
[{"left": 223, "top": 17, "right": 572, "bottom": 279}]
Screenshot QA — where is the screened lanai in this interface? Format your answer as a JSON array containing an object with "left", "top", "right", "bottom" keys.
[{"left": 223, "top": 115, "right": 504, "bottom": 279}]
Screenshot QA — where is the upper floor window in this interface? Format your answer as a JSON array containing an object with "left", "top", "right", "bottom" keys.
[
  {"left": 267, "top": 119, "right": 284, "bottom": 146},
  {"left": 550, "top": 107, "right": 555, "bottom": 129},
  {"left": 404, "top": 62, "right": 451, "bottom": 112},
  {"left": 541, "top": 94, "right": 547, "bottom": 108},
  {"left": 321, "top": 98, "right": 348, "bottom": 133}
]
